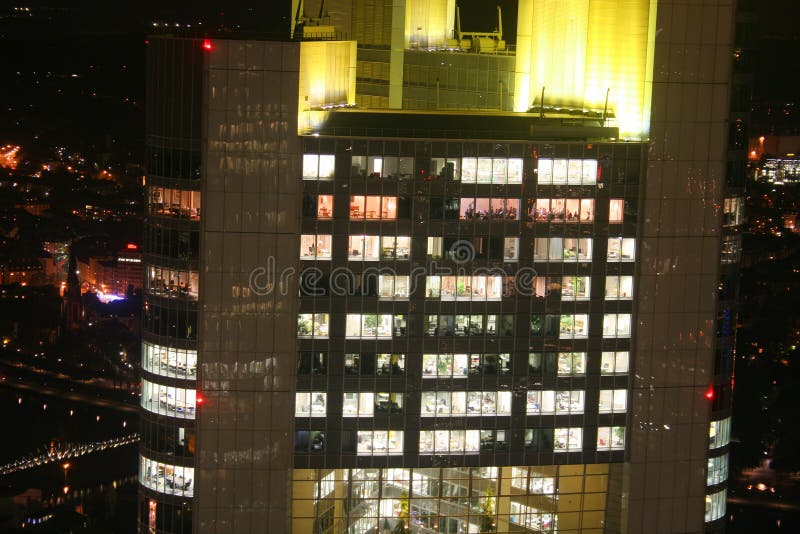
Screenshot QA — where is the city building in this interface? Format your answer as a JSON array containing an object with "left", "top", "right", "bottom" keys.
[{"left": 139, "top": 1, "right": 738, "bottom": 533}]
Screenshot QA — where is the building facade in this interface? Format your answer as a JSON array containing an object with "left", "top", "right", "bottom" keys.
[{"left": 139, "top": 1, "right": 738, "bottom": 532}]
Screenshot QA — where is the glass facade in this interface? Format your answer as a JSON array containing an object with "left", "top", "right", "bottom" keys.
[{"left": 294, "top": 137, "right": 636, "bottom": 531}]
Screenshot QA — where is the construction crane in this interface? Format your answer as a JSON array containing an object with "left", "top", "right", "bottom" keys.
[{"left": 446, "top": 5, "right": 506, "bottom": 53}]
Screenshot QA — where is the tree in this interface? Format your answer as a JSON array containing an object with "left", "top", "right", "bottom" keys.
[
  {"left": 393, "top": 491, "right": 409, "bottom": 533},
  {"left": 479, "top": 486, "right": 496, "bottom": 533}
]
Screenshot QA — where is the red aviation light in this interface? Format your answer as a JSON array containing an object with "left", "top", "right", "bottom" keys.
[
  {"left": 196, "top": 394, "right": 205, "bottom": 406},
  {"left": 705, "top": 387, "right": 715, "bottom": 400},
  {"left": 202, "top": 39, "right": 213, "bottom": 51}
]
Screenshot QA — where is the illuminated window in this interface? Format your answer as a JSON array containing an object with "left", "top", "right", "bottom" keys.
[
  {"left": 723, "top": 198, "right": 744, "bottom": 227},
  {"left": 533, "top": 238, "right": 592, "bottom": 261},
  {"left": 599, "top": 389, "right": 628, "bottom": 413},
  {"left": 605, "top": 276, "right": 633, "bottom": 299},
  {"left": 419, "top": 430, "right": 480, "bottom": 454},
  {"left": 526, "top": 390, "right": 584, "bottom": 414},
  {"left": 607, "top": 237, "right": 635, "bottom": 261},
  {"left": 609, "top": 198, "right": 624, "bottom": 223},
  {"left": 142, "top": 342, "right": 197, "bottom": 379},
  {"left": 554, "top": 428, "right": 583, "bottom": 451},
  {"left": 421, "top": 391, "right": 511, "bottom": 416},
  {"left": 300, "top": 234, "right": 332, "bottom": 260},
  {"left": 349, "top": 195, "right": 397, "bottom": 220},
  {"left": 427, "top": 236, "right": 442, "bottom": 259},
  {"left": 560, "top": 314, "right": 589, "bottom": 338},
  {"left": 297, "top": 313, "right": 329, "bottom": 338},
  {"left": 316, "top": 195, "right": 333, "bottom": 218},
  {"left": 459, "top": 197, "right": 520, "bottom": 220},
  {"left": 537, "top": 158, "right": 597, "bottom": 185},
  {"left": 601, "top": 351, "right": 630, "bottom": 374},
  {"left": 561, "top": 276, "right": 590, "bottom": 300},
  {"left": 295, "top": 392, "right": 327, "bottom": 416},
  {"left": 141, "top": 380, "right": 196, "bottom": 419},
  {"left": 140, "top": 455, "right": 194, "bottom": 497},
  {"left": 356, "top": 430, "right": 403, "bottom": 455},
  {"left": 427, "top": 275, "right": 503, "bottom": 301},
  {"left": 378, "top": 275, "right": 410, "bottom": 299},
  {"left": 707, "top": 453, "right": 729, "bottom": 485},
  {"left": 345, "top": 314, "right": 394, "bottom": 338},
  {"left": 348, "top": 235, "right": 381, "bottom": 260},
  {"left": 603, "top": 313, "right": 631, "bottom": 337},
  {"left": 597, "top": 427, "right": 626, "bottom": 450},
  {"left": 705, "top": 489, "right": 726, "bottom": 522},
  {"left": 302, "top": 154, "right": 335, "bottom": 179},
  {"left": 557, "top": 352, "right": 586, "bottom": 375},
  {"left": 422, "top": 353, "right": 469, "bottom": 378},
  {"left": 709, "top": 417, "right": 731, "bottom": 449},
  {"left": 342, "top": 392, "right": 374, "bottom": 417}
]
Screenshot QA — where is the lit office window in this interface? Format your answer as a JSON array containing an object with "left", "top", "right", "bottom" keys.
[
  {"left": 348, "top": 235, "right": 381, "bottom": 260},
  {"left": 603, "top": 313, "right": 632, "bottom": 337},
  {"left": 459, "top": 197, "right": 520, "bottom": 220},
  {"left": 421, "top": 354, "right": 469, "bottom": 378},
  {"left": 421, "top": 391, "right": 511, "bottom": 416},
  {"left": 345, "top": 314, "right": 394, "bottom": 338},
  {"left": 598, "top": 389, "right": 628, "bottom": 413},
  {"left": 526, "top": 390, "right": 584, "bottom": 414},
  {"left": 380, "top": 236, "right": 411, "bottom": 259},
  {"left": 356, "top": 430, "right": 403, "bottom": 455},
  {"left": 533, "top": 238, "right": 592, "bottom": 261},
  {"left": 302, "top": 154, "right": 335, "bottom": 180},
  {"left": 300, "top": 234, "right": 332, "bottom": 260},
  {"left": 557, "top": 352, "right": 587, "bottom": 375},
  {"left": 709, "top": 417, "right": 732, "bottom": 449},
  {"left": 419, "top": 430, "right": 481, "bottom": 454},
  {"left": 342, "top": 392, "right": 374, "bottom": 417},
  {"left": 707, "top": 453, "right": 729, "bottom": 486},
  {"left": 349, "top": 195, "right": 397, "bottom": 220},
  {"left": 537, "top": 158, "right": 597, "bottom": 185},
  {"left": 597, "top": 427, "right": 626, "bottom": 450},
  {"left": 532, "top": 198, "right": 594, "bottom": 222},
  {"left": 705, "top": 489, "right": 726, "bottom": 522},
  {"left": 605, "top": 275, "right": 633, "bottom": 299},
  {"left": 561, "top": 276, "right": 590, "bottom": 300},
  {"left": 141, "top": 380, "right": 196, "bottom": 419},
  {"left": 554, "top": 428, "right": 583, "bottom": 451},
  {"left": 560, "top": 314, "right": 589, "bottom": 338},
  {"left": 295, "top": 392, "right": 327, "bottom": 416},
  {"left": 426, "top": 275, "right": 503, "bottom": 301},
  {"left": 607, "top": 237, "right": 636, "bottom": 261},
  {"left": 354, "top": 156, "right": 413, "bottom": 179},
  {"left": 601, "top": 351, "right": 630, "bottom": 374},
  {"left": 378, "top": 275, "right": 410, "bottom": 299},
  {"left": 609, "top": 198, "right": 624, "bottom": 223},
  {"left": 142, "top": 342, "right": 197, "bottom": 379},
  {"left": 140, "top": 455, "right": 194, "bottom": 497},
  {"left": 427, "top": 236, "right": 443, "bottom": 259},
  {"left": 297, "top": 313, "right": 329, "bottom": 338},
  {"left": 316, "top": 195, "right": 333, "bottom": 218},
  {"left": 504, "top": 237, "right": 519, "bottom": 260},
  {"left": 722, "top": 198, "right": 744, "bottom": 227}
]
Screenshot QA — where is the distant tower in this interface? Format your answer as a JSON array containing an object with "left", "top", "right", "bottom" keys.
[{"left": 62, "top": 248, "right": 83, "bottom": 331}]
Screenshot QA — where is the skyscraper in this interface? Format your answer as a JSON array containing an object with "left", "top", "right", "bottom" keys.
[{"left": 138, "top": 1, "right": 739, "bottom": 532}]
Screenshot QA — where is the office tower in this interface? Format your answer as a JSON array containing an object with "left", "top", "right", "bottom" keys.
[{"left": 138, "top": 1, "right": 737, "bottom": 532}]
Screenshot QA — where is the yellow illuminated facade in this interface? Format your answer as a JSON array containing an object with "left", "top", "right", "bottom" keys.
[
  {"left": 404, "top": 0, "right": 456, "bottom": 49},
  {"left": 298, "top": 40, "right": 357, "bottom": 133},
  {"left": 293, "top": 465, "right": 609, "bottom": 533},
  {"left": 515, "top": 0, "right": 658, "bottom": 138}
]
